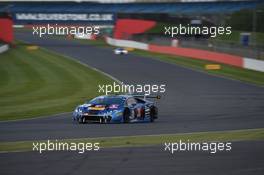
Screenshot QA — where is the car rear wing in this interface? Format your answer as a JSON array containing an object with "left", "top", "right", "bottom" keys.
[{"left": 131, "top": 94, "right": 161, "bottom": 100}]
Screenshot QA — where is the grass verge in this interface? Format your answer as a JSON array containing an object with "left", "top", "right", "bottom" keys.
[
  {"left": 0, "top": 128, "right": 263, "bottom": 153},
  {"left": 0, "top": 42, "right": 114, "bottom": 121}
]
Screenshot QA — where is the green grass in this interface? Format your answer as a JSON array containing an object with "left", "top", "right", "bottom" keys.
[
  {"left": 0, "top": 43, "right": 114, "bottom": 121},
  {"left": 0, "top": 128, "right": 263, "bottom": 153}
]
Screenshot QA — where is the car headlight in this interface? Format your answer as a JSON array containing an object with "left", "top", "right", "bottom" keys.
[{"left": 75, "top": 108, "right": 82, "bottom": 113}]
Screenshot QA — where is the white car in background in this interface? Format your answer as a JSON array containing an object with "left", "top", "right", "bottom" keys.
[{"left": 114, "top": 48, "right": 128, "bottom": 55}]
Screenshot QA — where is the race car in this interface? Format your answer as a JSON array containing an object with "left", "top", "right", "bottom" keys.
[
  {"left": 114, "top": 48, "right": 128, "bottom": 55},
  {"left": 72, "top": 94, "right": 159, "bottom": 124}
]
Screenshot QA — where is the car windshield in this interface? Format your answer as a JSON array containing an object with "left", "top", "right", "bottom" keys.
[{"left": 87, "top": 96, "right": 124, "bottom": 105}]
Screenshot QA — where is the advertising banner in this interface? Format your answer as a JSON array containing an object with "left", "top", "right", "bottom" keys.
[{"left": 12, "top": 13, "right": 115, "bottom": 24}]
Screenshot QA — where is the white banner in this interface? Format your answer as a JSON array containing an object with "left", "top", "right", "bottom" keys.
[
  {"left": 15, "top": 13, "right": 114, "bottom": 22},
  {"left": 106, "top": 37, "right": 148, "bottom": 50}
]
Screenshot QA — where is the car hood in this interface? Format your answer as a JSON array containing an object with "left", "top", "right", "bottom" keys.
[{"left": 77, "top": 103, "right": 122, "bottom": 113}]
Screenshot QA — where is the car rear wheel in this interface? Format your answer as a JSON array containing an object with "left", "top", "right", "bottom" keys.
[
  {"left": 150, "top": 107, "right": 157, "bottom": 122},
  {"left": 123, "top": 108, "right": 130, "bottom": 123}
]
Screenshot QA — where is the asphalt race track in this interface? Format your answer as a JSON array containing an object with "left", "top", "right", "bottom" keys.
[
  {"left": 0, "top": 31, "right": 264, "bottom": 175},
  {"left": 1, "top": 141, "right": 264, "bottom": 175},
  {"left": 0, "top": 31, "right": 264, "bottom": 141}
]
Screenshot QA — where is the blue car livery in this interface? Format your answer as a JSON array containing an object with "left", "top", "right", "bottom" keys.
[{"left": 73, "top": 94, "right": 159, "bottom": 124}]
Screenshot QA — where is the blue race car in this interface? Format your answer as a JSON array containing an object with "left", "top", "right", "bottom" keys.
[{"left": 73, "top": 94, "right": 159, "bottom": 124}]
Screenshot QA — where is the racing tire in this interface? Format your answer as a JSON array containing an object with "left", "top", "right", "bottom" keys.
[
  {"left": 78, "top": 116, "right": 86, "bottom": 124},
  {"left": 123, "top": 108, "right": 130, "bottom": 123},
  {"left": 99, "top": 118, "right": 104, "bottom": 124},
  {"left": 150, "top": 107, "right": 158, "bottom": 122}
]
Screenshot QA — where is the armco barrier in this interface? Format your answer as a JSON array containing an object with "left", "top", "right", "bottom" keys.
[
  {"left": 0, "top": 44, "right": 9, "bottom": 54},
  {"left": 105, "top": 37, "right": 264, "bottom": 72}
]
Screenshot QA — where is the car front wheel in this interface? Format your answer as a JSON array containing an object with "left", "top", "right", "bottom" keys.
[{"left": 78, "top": 116, "right": 86, "bottom": 124}]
